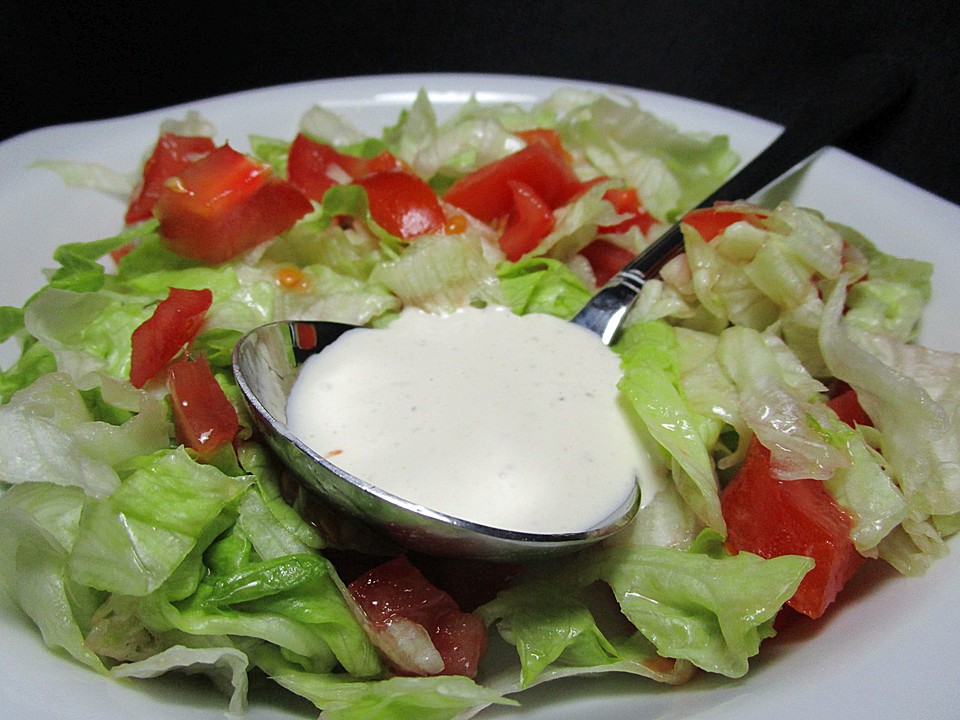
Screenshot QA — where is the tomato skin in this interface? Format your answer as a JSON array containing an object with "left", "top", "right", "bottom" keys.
[
  {"left": 514, "top": 128, "right": 571, "bottom": 160},
  {"left": 598, "top": 186, "right": 656, "bottom": 236},
  {"left": 681, "top": 205, "right": 766, "bottom": 242},
  {"left": 355, "top": 170, "right": 445, "bottom": 239},
  {"left": 721, "top": 438, "right": 864, "bottom": 619},
  {"left": 443, "top": 143, "right": 583, "bottom": 223},
  {"left": 498, "top": 180, "right": 555, "bottom": 261},
  {"left": 287, "top": 133, "right": 402, "bottom": 202},
  {"left": 125, "top": 134, "right": 216, "bottom": 224},
  {"left": 167, "top": 355, "right": 240, "bottom": 460},
  {"left": 156, "top": 144, "right": 311, "bottom": 264},
  {"left": 348, "top": 555, "right": 487, "bottom": 678},
  {"left": 431, "top": 611, "right": 488, "bottom": 678},
  {"left": 109, "top": 241, "right": 136, "bottom": 265},
  {"left": 129, "top": 287, "right": 213, "bottom": 388},
  {"left": 581, "top": 239, "right": 635, "bottom": 286}
]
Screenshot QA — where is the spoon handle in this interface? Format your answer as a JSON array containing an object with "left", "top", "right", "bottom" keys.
[{"left": 573, "top": 52, "right": 916, "bottom": 344}]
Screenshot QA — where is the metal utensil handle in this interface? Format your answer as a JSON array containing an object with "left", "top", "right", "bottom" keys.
[{"left": 574, "top": 52, "right": 915, "bottom": 344}]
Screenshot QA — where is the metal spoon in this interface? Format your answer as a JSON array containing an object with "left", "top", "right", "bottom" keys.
[
  {"left": 233, "top": 320, "right": 640, "bottom": 560},
  {"left": 233, "top": 53, "right": 914, "bottom": 561}
]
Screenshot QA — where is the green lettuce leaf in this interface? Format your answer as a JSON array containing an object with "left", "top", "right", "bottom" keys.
[
  {"left": 616, "top": 320, "right": 725, "bottom": 532},
  {"left": 252, "top": 644, "right": 513, "bottom": 720},
  {"left": 372, "top": 232, "right": 502, "bottom": 313},
  {"left": 0, "top": 483, "right": 107, "bottom": 673},
  {"left": 68, "top": 448, "right": 252, "bottom": 595},
  {"left": 553, "top": 93, "right": 738, "bottom": 221},
  {"left": 497, "top": 257, "right": 592, "bottom": 319},
  {"left": 481, "top": 530, "right": 811, "bottom": 682},
  {"left": 110, "top": 645, "right": 250, "bottom": 715},
  {"left": 23, "top": 287, "right": 153, "bottom": 389},
  {"left": 820, "top": 279, "right": 960, "bottom": 571}
]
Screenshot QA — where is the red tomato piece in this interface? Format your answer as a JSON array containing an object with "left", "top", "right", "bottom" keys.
[
  {"left": 125, "top": 134, "right": 217, "bottom": 224},
  {"left": 581, "top": 239, "right": 635, "bottom": 286},
  {"left": 721, "top": 438, "right": 865, "bottom": 619},
  {"left": 681, "top": 205, "right": 766, "bottom": 242},
  {"left": 828, "top": 387, "right": 873, "bottom": 428},
  {"left": 598, "top": 187, "right": 656, "bottom": 236},
  {"left": 498, "top": 180, "right": 555, "bottom": 261},
  {"left": 443, "top": 143, "right": 583, "bottom": 223},
  {"left": 515, "top": 128, "right": 572, "bottom": 161},
  {"left": 109, "top": 241, "right": 136, "bottom": 265},
  {"left": 167, "top": 355, "right": 240, "bottom": 460},
  {"left": 287, "top": 133, "right": 402, "bottom": 202},
  {"left": 129, "top": 287, "right": 213, "bottom": 388},
  {"left": 431, "top": 611, "right": 488, "bottom": 678},
  {"left": 355, "top": 170, "right": 445, "bottom": 239},
  {"left": 156, "top": 144, "right": 311, "bottom": 264},
  {"left": 348, "top": 555, "right": 488, "bottom": 678}
]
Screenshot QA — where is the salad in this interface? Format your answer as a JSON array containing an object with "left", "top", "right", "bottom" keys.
[{"left": 0, "top": 83, "right": 958, "bottom": 720}]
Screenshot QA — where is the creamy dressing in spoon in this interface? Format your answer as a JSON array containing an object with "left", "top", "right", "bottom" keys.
[{"left": 285, "top": 305, "right": 662, "bottom": 534}]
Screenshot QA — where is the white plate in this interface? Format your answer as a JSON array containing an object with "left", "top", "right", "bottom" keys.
[{"left": 1, "top": 73, "right": 959, "bottom": 720}]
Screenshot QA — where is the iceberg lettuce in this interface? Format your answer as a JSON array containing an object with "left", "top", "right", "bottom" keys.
[{"left": 480, "top": 531, "right": 811, "bottom": 684}]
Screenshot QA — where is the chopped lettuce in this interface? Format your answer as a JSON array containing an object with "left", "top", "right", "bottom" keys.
[
  {"left": 480, "top": 531, "right": 811, "bottom": 683},
  {"left": 616, "top": 320, "right": 726, "bottom": 533},
  {"left": 820, "top": 279, "right": 960, "bottom": 571},
  {"left": 67, "top": 447, "right": 252, "bottom": 596}
]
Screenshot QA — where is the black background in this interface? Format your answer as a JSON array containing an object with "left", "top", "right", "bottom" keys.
[{"left": 3, "top": 2, "right": 958, "bottom": 205}]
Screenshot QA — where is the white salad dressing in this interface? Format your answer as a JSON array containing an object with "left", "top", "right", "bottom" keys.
[{"left": 285, "top": 305, "right": 662, "bottom": 534}]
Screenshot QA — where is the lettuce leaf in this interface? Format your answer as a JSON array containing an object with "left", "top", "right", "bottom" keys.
[
  {"left": 23, "top": 287, "right": 153, "bottom": 390},
  {"left": 372, "top": 232, "right": 502, "bottom": 313},
  {"left": 0, "top": 483, "right": 107, "bottom": 673},
  {"left": 253, "top": 644, "right": 513, "bottom": 720},
  {"left": 616, "top": 320, "right": 725, "bottom": 532},
  {"left": 820, "top": 279, "right": 960, "bottom": 571},
  {"left": 496, "top": 257, "right": 592, "bottom": 319},
  {"left": 481, "top": 530, "right": 811, "bottom": 682},
  {"left": 553, "top": 93, "right": 738, "bottom": 221},
  {"left": 110, "top": 645, "right": 250, "bottom": 715},
  {"left": 68, "top": 448, "right": 252, "bottom": 595}
]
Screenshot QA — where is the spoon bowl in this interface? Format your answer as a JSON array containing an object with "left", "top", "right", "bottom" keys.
[{"left": 233, "top": 319, "right": 641, "bottom": 561}]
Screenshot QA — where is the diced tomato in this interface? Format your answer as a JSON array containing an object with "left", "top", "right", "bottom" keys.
[
  {"left": 431, "top": 611, "right": 488, "bottom": 678},
  {"left": 721, "top": 437, "right": 864, "bottom": 619},
  {"left": 681, "top": 205, "right": 766, "bottom": 242},
  {"left": 515, "top": 128, "right": 571, "bottom": 161},
  {"left": 581, "top": 239, "right": 635, "bottom": 286},
  {"left": 129, "top": 287, "right": 213, "bottom": 388},
  {"left": 598, "top": 186, "right": 656, "bottom": 236},
  {"left": 443, "top": 143, "right": 583, "bottom": 223},
  {"left": 828, "top": 387, "right": 873, "bottom": 428},
  {"left": 355, "top": 170, "right": 446, "bottom": 239},
  {"left": 348, "top": 555, "right": 487, "bottom": 678},
  {"left": 125, "top": 134, "right": 217, "bottom": 224},
  {"left": 287, "top": 133, "right": 402, "bottom": 202},
  {"left": 109, "top": 241, "right": 136, "bottom": 265},
  {"left": 498, "top": 180, "right": 555, "bottom": 261},
  {"left": 167, "top": 355, "right": 240, "bottom": 460},
  {"left": 155, "top": 144, "right": 311, "bottom": 264}
]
